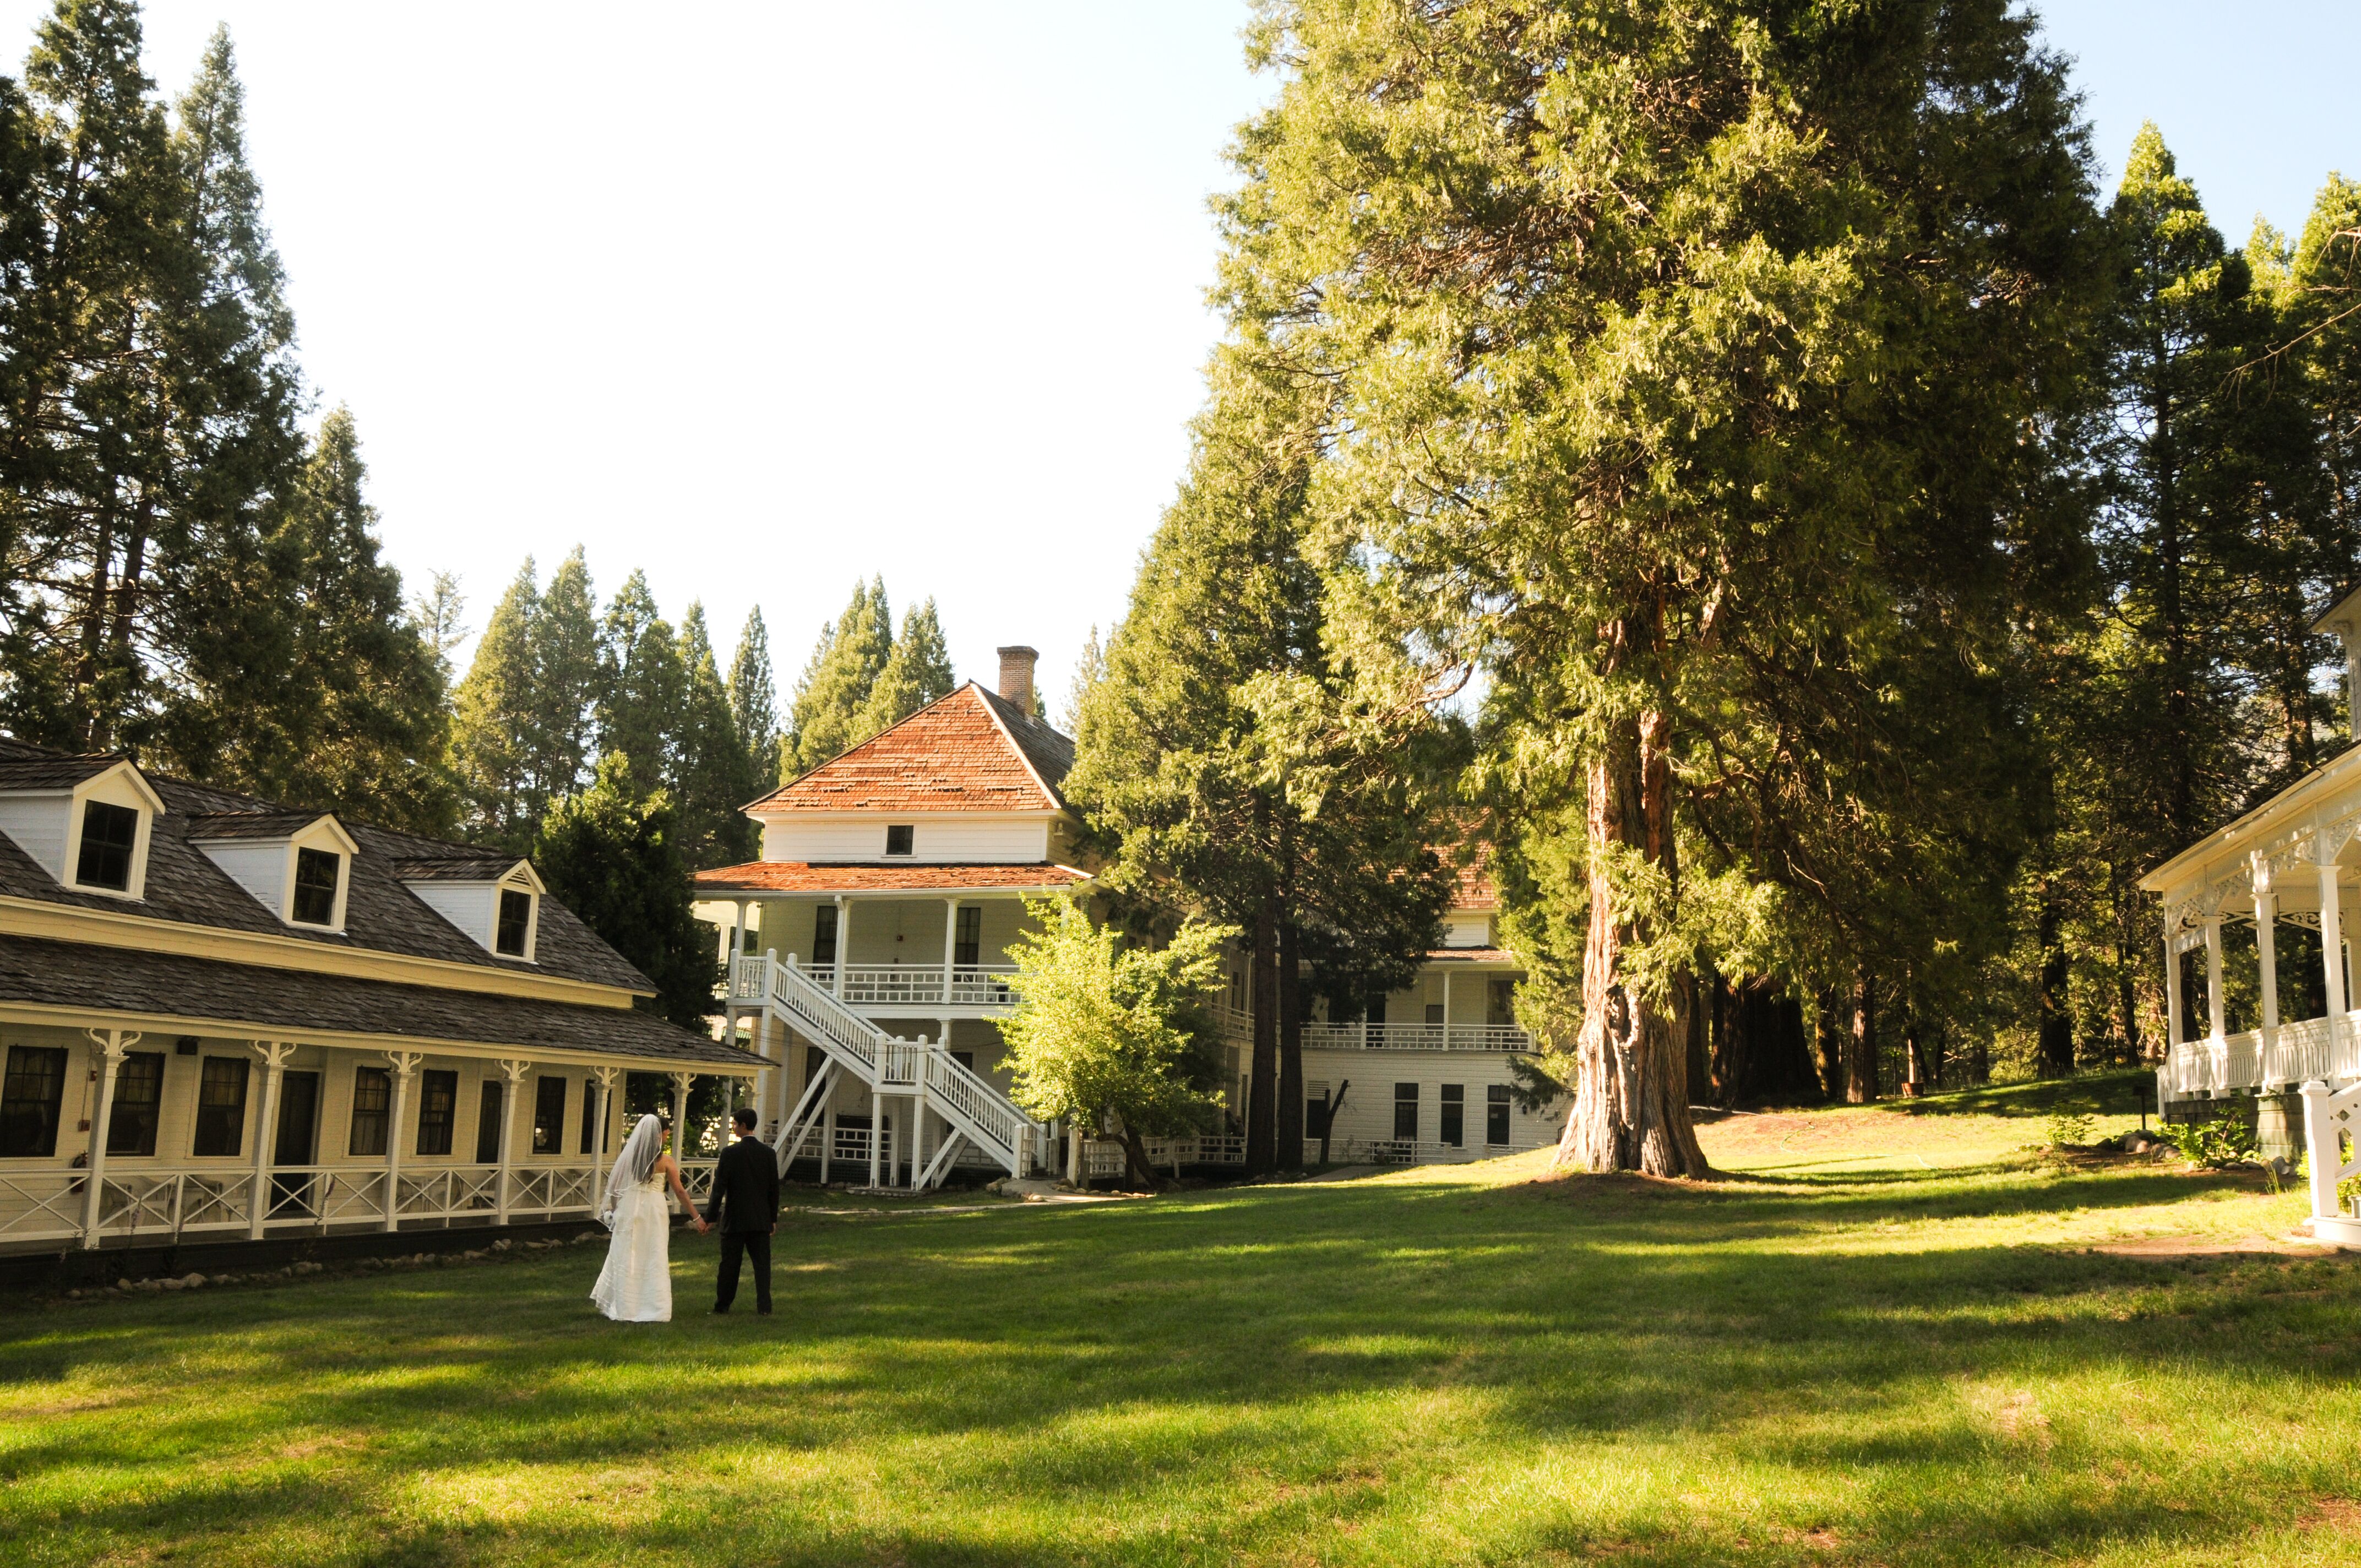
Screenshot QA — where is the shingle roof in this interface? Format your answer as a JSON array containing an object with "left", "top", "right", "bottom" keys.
[
  {"left": 389, "top": 854, "right": 527, "bottom": 882},
  {"left": 0, "top": 754, "right": 117, "bottom": 791},
  {"left": 0, "top": 737, "right": 652, "bottom": 994},
  {"left": 0, "top": 934, "right": 757, "bottom": 1069},
  {"left": 694, "top": 861, "right": 1092, "bottom": 894},
  {"left": 747, "top": 683, "right": 1072, "bottom": 815},
  {"left": 183, "top": 810, "right": 333, "bottom": 841}
]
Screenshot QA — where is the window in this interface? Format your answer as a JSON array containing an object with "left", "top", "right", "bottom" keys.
[
  {"left": 350, "top": 1066, "right": 391, "bottom": 1156},
  {"left": 0, "top": 1045, "right": 67, "bottom": 1157},
  {"left": 812, "top": 903, "right": 839, "bottom": 966},
  {"left": 106, "top": 1052, "right": 166, "bottom": 1157},
  {"left": 1366, "top": 993, "right": 1387, "bottom": 1026},
  {"left": 496, "top": 888, "right": 532, "bottom": 957},
  {"left": 416, "top": 1069, "right": 458, "bottom": 1156},
  {"left": 1393, "top": 1081, "right": 1419, "bottom": 1142},
  {"left": 290, "top": 847, "right": 341, "bottom": 925},
  {"left": 75, "top": 800, "right": 140, "bottom": 891},
  {"left": 954, "top": 905, "right": 982, "bottom": 966},
  {"left": 1439, "top": 1083, "right": 1464, "bottom": 1147},
  {"left": 192, "top": 1057, "right": 250, "bottom": 1157},
  {"left": 579, "top": 1077, "right": 600, "bottom": 1154},
  {"left": 884, "top": 824, "right": 914, "bottom": 857},
  {"left": 1488, "top": 979, "right": 1517, "bottom": 1027},
  {"left": 1487, "top": 1084, "right": 1511, "bottom": 1145},
  {"left": 475, "top": 1080, "right": 505, "bottom": 1163},
  {"left": 1426, "top": 1002, "right": 1445, "bottom": 1026},
  {"left": 532, "top": 1076, "right": 567, "bottom": 1155}
]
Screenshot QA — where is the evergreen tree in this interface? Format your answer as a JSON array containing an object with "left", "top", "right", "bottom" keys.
[
  {"left": 450, "top": 560, "right": 542, "bottom": 846},
  {"left": 672, "top": 601, "right": 756, "bottom": 867},
  {"left": 785, "top": 576, "right": 891, "bottom": 775},
  {"left": 411, "top": 571, "right": 466, "bottom": 676},
  {"left": 595, "top": 568, "right": 683, "bottom": 801},
  {"left": 533, "top": 753, "right": 715, "bottom": 1029},
  {"left": 860, "top": 597, "right": 955, "bottom": 737},
  {"left": 1218, "top": 0, "right": 2107, "bottom": 1168},
  {"left": 532, "top": 546, "right": 601, "bottom": 801},
  {"left": 727, "top": 606, "right": 777, "bottom": 788}
]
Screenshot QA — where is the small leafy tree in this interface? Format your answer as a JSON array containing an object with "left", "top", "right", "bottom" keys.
[
  {"left": 995, "top": 897, "right": 1233, "bottom": 1186},
  {"left": 533, "top": 753, "right": 716, "bottom": 1030}
]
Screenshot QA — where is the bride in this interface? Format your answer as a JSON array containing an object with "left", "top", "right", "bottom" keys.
[{"left": 591, "top": 1112, "right": 706, "bottom": 1322}]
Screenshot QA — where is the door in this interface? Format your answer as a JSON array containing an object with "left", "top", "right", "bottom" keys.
[{"left": 271, "top": 1071, "right": 321, "bottom": 1218}]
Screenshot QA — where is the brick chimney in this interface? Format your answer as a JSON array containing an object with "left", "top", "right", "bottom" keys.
[{"left": 995, "top": 645, "right": 1038, "bottom": 711}]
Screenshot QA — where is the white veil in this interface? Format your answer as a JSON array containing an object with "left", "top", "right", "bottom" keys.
[{"left": 600, "top": 1114, "right": 663, "bottom": 1222}]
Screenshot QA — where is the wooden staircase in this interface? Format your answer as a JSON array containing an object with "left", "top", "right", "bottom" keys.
[{"left": 727, "top": 954, "right": 1042, "bottom": 1188}]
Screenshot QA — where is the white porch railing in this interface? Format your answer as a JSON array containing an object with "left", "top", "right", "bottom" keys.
[
  {"left": 0, "top": 1160, "right": 618, "bottom": 1251},
  {"left": 1298, "top": 1022, "right": 1533, "bottom": 1052},
  {"left": 2163, "top": 1010, "right": 2361, "bottom": 1099},
  {"left": 743, "top": 962, "right": 1020, "bottom": 1009}
]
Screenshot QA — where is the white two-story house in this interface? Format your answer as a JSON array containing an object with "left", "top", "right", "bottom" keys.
[{"left": 694, "top": 647, "right": 1564, "bottom": 1184}]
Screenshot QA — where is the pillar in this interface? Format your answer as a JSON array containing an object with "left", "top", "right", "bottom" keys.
[
  {"left": 494, "top": 1059, "right": 529, "bottom": 1223},
  {"left": 2203, "top": 916, "right": 2226, "bottom": 1041},
  {"left": 1441, "top": 967, "right": 1454, "bottom": 1046},
  {"left": 2163, "top": 928, "right": 2185, "bottom": 1049},
  {"left": 2300, "top": 1079, "right": 2344, "bottom": 1220},
  {"left": 672, "top": 1072, "right": 693, "bottom": 1164},
  {"left": 589, "top": 1066, "right": 619, "bottom": 1208},
  {"left": 834, "top": 896, "right": 851, "bottom": 996},
  {"left": 867, "top": 1084, "right": 882, "bottom": 1189},
  {"left": 247, "top": 1041, "right": 293, "bottom": 1239},
  {"left": 79, "top": 1028, "right": 134, "bottom": 1249},
  {"left": 385, "top": 1052, "right": 421, "bottom": 1233},
  {"left": 943, "top": 898, "right": 960, "bottom": 1003},
  {"left": 2322, "top": 864, "right": 2348, "bottom": 1050},
  {"left": 2256, "top": 883, "right": 2281, "bottom": 1088}
]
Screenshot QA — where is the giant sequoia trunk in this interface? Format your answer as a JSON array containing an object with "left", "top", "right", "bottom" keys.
[
  {"left": 2036, "top": 885, "right": 2074, "bottom": 1076},
  {"left": 1845, "top": 973, "right": 1879, "bottom": 1104},
  {"left": 1555, "top": 711, "right": 1709, "bottom": 1177},
  {"left": 1277, "top": 913, "right": 1305, "bottom": 1172}
]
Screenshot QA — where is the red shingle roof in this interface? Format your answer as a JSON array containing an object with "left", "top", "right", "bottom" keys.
[
  {"left": 1451, "top": 853, "right": 1499, "bottom": 911},
  {"left": 694, "top": 862, "right": 1092, "bottom": 894},
  {"left": 747, "top": 684, "right": 1073, "bottom": 815}
]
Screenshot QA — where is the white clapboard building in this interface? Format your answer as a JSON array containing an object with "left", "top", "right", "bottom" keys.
[{"left": 693, "top": 647, "right": 1564, "bottom": 1186}]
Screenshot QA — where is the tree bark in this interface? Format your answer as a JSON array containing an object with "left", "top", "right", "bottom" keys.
[
  {"left": 1247, "top": 900, "right": 1278, "bottom": 1174},
  {"left": 2037, "top": 881, "right": 2073, "bottom": 1077},
  {"left": 1119, "top": 1121, "right": 1158, "bottom": 1190},
  {"left": 1814, "top": 988, "right": 1843, "bottom": 1100},
  {"left": 1846, "top": 972, "right": 1878, "bottom": 1104},
  {"left": 1553, "top": 708, "right": 1707, "bottom": 1177},
  {"left": 1277, "top": 910, "right": 1304, "bottom": 1172}
]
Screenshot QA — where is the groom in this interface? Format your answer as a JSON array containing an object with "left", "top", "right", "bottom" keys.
[{"left": 704, "top": 1106, "right": 781, "bottom": 1315}]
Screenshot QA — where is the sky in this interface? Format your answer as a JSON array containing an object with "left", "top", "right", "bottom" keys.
[{"left": 3, "top": 1, "right": 2357, "bottom": 717}]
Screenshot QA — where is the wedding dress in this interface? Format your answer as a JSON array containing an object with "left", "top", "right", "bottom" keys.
[{"left": 592, "top": 1120, "right": 674, "bottom": 1322}]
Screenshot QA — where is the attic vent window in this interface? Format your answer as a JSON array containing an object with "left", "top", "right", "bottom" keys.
[
  {"left": 496, "top": 888, "right": 533, "bottom": 957},
  {"left": 291, "top": 847, "right": 342, "bottom": 926},
  {"left": 75, "top": 801, "right": 140, "bottom": 892},
  {"left": 885, "top": 824, "right": 914, "bottom": 857}
]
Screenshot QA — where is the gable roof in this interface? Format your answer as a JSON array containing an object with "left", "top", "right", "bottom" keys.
[
  {"left": 0, "top": 737, "right": 652, "bottom": 994},
  {"left": 747, "top": 682, "right": 1073, "bottom": 815}
]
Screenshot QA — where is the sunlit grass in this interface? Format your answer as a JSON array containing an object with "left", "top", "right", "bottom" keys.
[{"left": 3, "top": 1071, "right": 2356, "bottom": 1566}]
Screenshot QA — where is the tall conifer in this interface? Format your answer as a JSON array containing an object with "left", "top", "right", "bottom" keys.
[
  {"left": 451, "top": 560, "right": 542, "bottom": 845},
  {"left": 785, "top": 577, "right": 892, "bottom": 775},
  {"left": 672, "top": 602, "right": 755, "bottom": 867},
  {"left": 860, "top": 597, "right": 954, "bottom": 736},
  {"left": 727, "top": 607, "right": 778, "bottom": 788},
  {"left": 596, "top": 568, "right": 683, "bottom": 800}
]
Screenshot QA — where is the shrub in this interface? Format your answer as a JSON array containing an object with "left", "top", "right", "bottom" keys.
[
  {"left": 2160, "top": 1114, "right": 2257, "bottom": 1168},
  {"left": 2044, "top": 1111, "right": 2095, "bottom": 1149}
]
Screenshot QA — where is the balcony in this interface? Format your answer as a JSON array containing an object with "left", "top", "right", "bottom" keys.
[
  {"left": 1217, "top": 1017, "right": 1532, "bottom": 1052},
  {"left": 762, "top": 963, "right": 1020, "bottom": 1011}
]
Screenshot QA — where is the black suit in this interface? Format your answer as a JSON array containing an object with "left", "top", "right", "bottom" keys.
[{"left": 703, "top": 1133, "right": 782, "bottom": 1313}]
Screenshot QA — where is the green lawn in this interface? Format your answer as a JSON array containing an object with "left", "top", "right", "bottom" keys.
[{"left": 6, "top": 1074, "right": 2359, "bottom": 1566}]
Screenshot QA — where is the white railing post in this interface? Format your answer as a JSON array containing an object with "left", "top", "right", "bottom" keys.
[
  {"left": 248, "top": 1041, "right": 295, "bottom": 1238},
  {"left": 2321, "top": 864, "right": 2347, "bottom": 1069},
  {"left": 2203, "top": 916, "right": 2226, "bottom": 1043},
  {"left": 80, "top": 1027, "right": 135, "bottom": 1249},
  {"left": 2255, "top": 869, "right": 2281, "bottom": 1080},
  {"left": 496, "top": 1058, "right": 529, "bottom": 1226},
  {"left": 384, "top": 1050, "right": 421, "bottom": 1233},
  {"left": 2301, "top": 1080, "right": 2343, "bottom": 1221},
  {"left": 588, "top": 1066, "right": 618, "bottom": 1210}
]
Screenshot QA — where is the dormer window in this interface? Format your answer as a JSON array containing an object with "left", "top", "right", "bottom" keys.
[
  {"left": 291, "top": 847, "right": 344, "bottom": 926},
  {"left": 75, "top": 801, "right": 140, "bottom": 891},
  {"left": 885, "top": 824, "right": 914, "bottom": 857},
  {"left": 496, "top": 888, "right": 533, "bottom": 956}
]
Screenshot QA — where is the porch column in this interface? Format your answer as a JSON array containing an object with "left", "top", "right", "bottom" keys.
[
  {"left": 589, "top": 1066, "right": 619, "bottom": 1208},
  {"left": 943, "top": 898, "right": 960, "bottom": 1005},
  {"left": 246, "top": 1041, "right": 295, "bottom": 1239},
  {"left": 494, "top": 1059, "right": 530, "bottom": 1224},
  {"left": 385, "top": 1052, "right": 422, "bottom": 1233},
  {"left": 867, "top": 1085, "right": 882, "bottom": 1188},
  {"left": 1442, "top": 967, "right": 1454, "bottom": 1047},
  {"left": 834, "top": 896, "right": 851, "bottom": 997},
  {"left": 672, "top": 1072, "right": 693, "bottom": 1167},
  {"left": 753, "top": 1006, "right": 776, "bottom": 1139},
  {"left": 2323, "top": 864, "right": 2348, "bottom": 1056},
  {"left": 2202, "top": 916, "right": 2226, "bottom": 1042},
  {"left": 2255, "top": 875, "right": 2281, "bottom": 1080},
  {"left": 79, "top": 1028, "right": 135, "bottom": 1249},
  {"left": 2162, "top": 927, "right": 2185, "bottom": 1048}
]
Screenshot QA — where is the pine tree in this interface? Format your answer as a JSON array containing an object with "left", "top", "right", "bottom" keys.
[
  {"left": 727, "top": 607, "right": 777, "bottom": 788},
  {"left": 532, "top": 547, "right": 601, "bottom": 801},
  {"left": 450, "top": 560, "right": 542, "bottom": 845},
  {"left": 411, "top": 571, "right": 466, "bottom": 677},
  {"left": 596, "top": 568, "right": 683, "bottom": 800},
  {"left": 533, "top": 753, "right": 715, "bottom": 1029},
  {"left": 785, "top": 577, "right": 891, "bottom": 775},
  {"left": 672, "top": 602, "right": 756, "bottom": 867},
  {"left": 859, "top": 596, "right": 955, "bottom": 737}
]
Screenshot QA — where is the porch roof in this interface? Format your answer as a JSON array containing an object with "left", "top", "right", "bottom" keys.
[
  {"left": 2138, "top": 742, "right": 2361, "bottom": 924},
  {"left": 694, "top": 861, "right": 1091, "bottom": 896},
  {"left": 0, "top": 934, "right": 760, "bottom": 1070}
]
